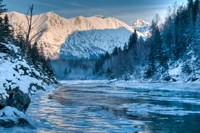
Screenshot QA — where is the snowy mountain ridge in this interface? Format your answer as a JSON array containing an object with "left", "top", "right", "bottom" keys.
[
  {"left": 132, "top": 19, "right": 150, "bottom": 37},
  {"left": 6, "top": 11, "right": 144, "bottom": 59}
]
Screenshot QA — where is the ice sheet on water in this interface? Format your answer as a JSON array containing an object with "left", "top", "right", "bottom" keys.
[
  {"left": 112, "top": 81, "right": 200, "bottom": 92},
  {"left": 60, "top": 80, "right": 109, "bottom": 85},
  {"left": 61, "top": 80, "right": 200, "bottom": 92},
  {"left": 120, "top": 103, "right": 200, "bottom": 116},
  {"left": 59, "top": 80, "right": 112, "bottom": 89},
  {"left": 152, "top": 96, "right": 200, "bottom": 106}
]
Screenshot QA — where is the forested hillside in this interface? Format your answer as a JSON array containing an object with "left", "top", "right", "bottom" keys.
[{"left": 94, "top": 0, "right": 200, "bottom": 82}]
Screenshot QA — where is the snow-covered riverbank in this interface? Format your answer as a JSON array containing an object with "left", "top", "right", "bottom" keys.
[{"left": 0, "top": 43, "right": 56, "bottom": 128}]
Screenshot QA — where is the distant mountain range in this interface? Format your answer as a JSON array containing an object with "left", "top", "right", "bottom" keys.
[{"left": 7, "top": 11, "right": 144, "bottom": 59}]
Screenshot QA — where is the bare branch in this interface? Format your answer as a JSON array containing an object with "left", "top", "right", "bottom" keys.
[
  {"left": 29, "top": 27, "right": 48, "bottom": 44},
  {"left": 25, "top": 4, "right": 34, "bottom": 47},
  {"left": 13, "top": 22, "right": 27, "bottom": 37},
  {"left": 14, "top": 4, "right": 48, "bottom": 51}
]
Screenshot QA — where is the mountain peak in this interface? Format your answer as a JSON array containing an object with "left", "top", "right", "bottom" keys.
[
  {"left": 131, "top": 19, "right": 150, "bottom": 37},
  {"left": 45, "top": 11, "right": 59, "bottom": 17},
  {"left": 94, "top": 15, "right": 105, "bottom": 19},
  {"left": 47, "top": 11, "right": 56, "bottom": 14},
  {"left": 132, "top": 19, "right": 150, "bottom": 28}
]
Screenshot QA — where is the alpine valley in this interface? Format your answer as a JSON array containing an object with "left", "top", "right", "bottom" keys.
[{"left": 2, "top": 0, "right": 200, "bottom": 132}]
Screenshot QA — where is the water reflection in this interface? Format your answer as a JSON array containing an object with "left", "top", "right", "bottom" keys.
[{"left": 22, "top": 82, "right": 200, "bottom": 132}]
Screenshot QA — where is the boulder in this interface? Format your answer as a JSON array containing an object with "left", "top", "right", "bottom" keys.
[
  {"left": 162, "top": 75, "right": 177, "bottom": 82},
  {"left": 7, "top": 89, "right": 31, "bottom": 113},
  {"left": 0, "top": 95, "right": 7, "bottom": 110},
  {"left": 162, "top": 75, "right": 171, "bottom": 81},
  {"left": 0, "top": 118, "right": 35, "bottom": 129},
  {"left": 0, "top": 88, "right": 32, "bottom": 128},
  {"left": 0, "top": 119, "right": 15, "bottom": 128},
  {"left": 17, "top": 118, "right": 36, "bottom": 129}
]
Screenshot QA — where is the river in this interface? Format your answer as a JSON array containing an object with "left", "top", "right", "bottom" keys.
[{"left": 1, "top": 80, "right": 200, "bottom": 133}]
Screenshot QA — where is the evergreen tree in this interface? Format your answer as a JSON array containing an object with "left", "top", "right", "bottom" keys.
[
  {"left": 145, "top": 20, "right": 157, "bottom": 78},
  {"left": 193, "top": 13, "right": 200, "bottom": 56},
  {"left": 27, "top": 42, "right": 56, "bottom": 82},
  {"left": 193, "top": 0, "right": 199, "bottom": 23},
  {"left": 123, "top": 43, "right": 128, "bottom": 52},
  {"left": 173, "top": 6, "right": 188, "bottom": 59},
  {"left": 106, "top": 67, "right": 113, "bottom": 79},
  {"left": 155, "top": 27, "right": 168, "bottom": 72},
  {"left": 104, "top": 52, "right": 110, "bottom": 59},
  {"left": 154, "top": 27, "right": 164, "bottom": 65},
  {"left": 145, "top": 17, "right": 168, "bottom": 78},
  {"left": 0, "top": 0, "right": 6, "bottom": 12},
  {"left": 0, "top": 0, "right": 7, "bottom": 42},
  {"left": 3, "top": 14, "right": 13, "bottom": 42},
  {"left": 112, "top": 47, "right": 119, "bottom": 56},
  {"left": 128, "top": 29, "right": 137, "bottom": 50},
  {"left": 188, "top": 0, "right": 194, "bottom": 11},
  {"left": 145, "top": 42, "right": 156, "bottom": 78},
  {"left": 162, "top": 16, "right": 174, "bottom": 60}
]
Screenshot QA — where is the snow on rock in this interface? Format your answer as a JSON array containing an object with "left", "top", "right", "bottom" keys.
[
  {"left": 0, "top": 43, "right": 45, "bottom": 99},
  {"left": 169, "top": 63, "right": 182, "bottom": 76},
  {"left": 0, "top": 106, "right": 35, "bottom": 128},
  {"left": 6, "top": 11, "right": 144, "bottom": 59},
  {"left": 0, "top": 106, "right": 26, "bottom": 119}
]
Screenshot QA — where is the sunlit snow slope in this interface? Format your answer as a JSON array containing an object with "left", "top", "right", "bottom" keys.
[{"left": 7, "top": 12, "right": 144, "bottom": 59}]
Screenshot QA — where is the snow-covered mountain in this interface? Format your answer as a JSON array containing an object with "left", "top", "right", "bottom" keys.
[
  {"left": 132, "top": 19, "right": 150, "bottom": 37},
  {"left": 132, "top": 19, "right": 150, "bottom": 27},
  {"left": 6, "top": 11, "right": 144, "bottom": 59},
  {"left": 60, "top": 28, "right": 134, "bottom": 59}
]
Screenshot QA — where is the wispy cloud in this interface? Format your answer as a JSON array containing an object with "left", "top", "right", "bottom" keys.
[
  {"left": 67, "top": 2, "right": 87, "bottom": 8},
  {"left": 56, "top": 4, "right": 172, "bottom": 24},
  {"left": 5, "top": 0, "right": 186, "bottom": 25},
  {"left": 34, "top": 1, "right": 58, "bottom": 9}
]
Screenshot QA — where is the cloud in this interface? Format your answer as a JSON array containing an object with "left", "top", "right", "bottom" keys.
[
  {"left": 34, "top": 1, "right": 58, "bottom": 9},
  {"left": 67, "top": 2, "right": 87, "bottom": 8},
  {"left": 4, "top": 0, "right": 188, "bottom": 25},
  {"left": 56, "top": 4, "right": 172, "bottom": 24}
]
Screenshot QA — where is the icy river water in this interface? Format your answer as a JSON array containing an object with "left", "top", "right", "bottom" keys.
[{"left": 2, "top": 80, "right": 200, "bottom": 133}]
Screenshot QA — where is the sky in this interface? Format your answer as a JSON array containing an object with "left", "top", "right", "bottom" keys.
[{"left": 4, "top": 0, "right": 187, "bottom": 25}]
